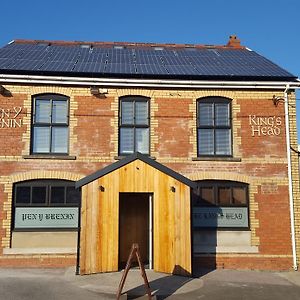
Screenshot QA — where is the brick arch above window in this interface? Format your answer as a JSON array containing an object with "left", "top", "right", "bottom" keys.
[
  {"left": 116, "top": 89, "right": 155, "bottom": 98},
  {"left": 188, "top": 171, "right": 253, "bottom": 184},
  {"left": 29, "top": 87, "right": 73, "bottom": 98},
  {"left": 9, "top": 170, "right": 84, "bottom": 184}
]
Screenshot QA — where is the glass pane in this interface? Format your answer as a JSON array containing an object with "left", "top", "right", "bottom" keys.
[
  {"left": 201, "top": 187, "right": 214, "bottom": 205},
  {"left": 120, "top": 128, "right": 134, "bottom": 154},
  {"left": 33, "top": 127, "right": 50, "bottom": 153},
  {"left": 16, "top": 186, "right": 31, "bottom": 204},
  {"left": 66, "top": 186, "right": 81, "bottom": 204},
  {"left": 198, "top": 103, "right": 213, "bottom": 126},
  {"left": 52, "top": 100, "right": 68, "bottom": 124},
  {"left": 218, "top": 187, "right": 231, "bottom": 205},
  {"left": 135, "top": 101, "right": 148, "bottom": 125},
  {"left": 51, "top": 127, "right": 68, "bottom": 153},
  {"left": 233, "top": 187, "right": 247, "bottom": 205},
  {"left": 198, "top": 129, "right": 214, "bottom": 155},
  {"left": 32, "top": 187, "right": 47, "bottom": 204},
  {"left": 215, "top": 103, "right": 229, "bottom": 126},
  {"left": 215, "top": 129, "right": 231, "bottom": 155},
  {"left": 35, "top": 99, "right": 51, "bottom": 123},
  {"left": 121, "top": 101, "right": 134, "bottom": 125},
  {"left": 50, "top": 186, "right": 65, "bottom": 204},
  {"left": 136, "top": 128, "right": 149, "bottom": 154}
]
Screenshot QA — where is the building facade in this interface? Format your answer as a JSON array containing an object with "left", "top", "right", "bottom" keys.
[{"left": 0, "top": 36, "right": 300, "bottom": 273}]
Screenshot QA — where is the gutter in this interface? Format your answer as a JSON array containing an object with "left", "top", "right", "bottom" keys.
[{"left": 1, "top": 73, "right": 300, "bottom": 89}]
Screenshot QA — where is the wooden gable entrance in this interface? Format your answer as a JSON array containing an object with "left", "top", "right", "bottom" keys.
[{"left": 76, "top": 153, "right": 196, "bottom": 276}]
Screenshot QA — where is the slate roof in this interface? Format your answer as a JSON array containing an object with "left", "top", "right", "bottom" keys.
[
  {"left": 0, "top": 36, "right": 296, "bottom": 81},
  {"left": 75, "top": 152, "right": 197, "bottom": 189}
]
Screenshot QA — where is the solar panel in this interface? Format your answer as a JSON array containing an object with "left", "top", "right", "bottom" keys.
[{"left": 0, "top": 42, "right": 296, "bottom": 79}]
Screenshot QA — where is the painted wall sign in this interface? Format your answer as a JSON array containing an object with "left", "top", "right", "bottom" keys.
[
  {"left": 249, "top": 115, "right": 282, "bottom": 137},
  {"left": 14, "top": 207, "right": 79, "bottom": 229},
  {"left": 193, "top": 207, "right": 248, "bottom": 228},
  {"left": 0, "top": 107, "right": 23, "bottom": 128}
]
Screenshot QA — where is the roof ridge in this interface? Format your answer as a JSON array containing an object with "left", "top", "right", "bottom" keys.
[{"left": 12, "top": 38, "right": 246, "bottom": 50}]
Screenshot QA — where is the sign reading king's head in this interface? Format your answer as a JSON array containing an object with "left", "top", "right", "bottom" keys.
[{"left": 249, "top": 115, "right": 282, "bottom": 137}]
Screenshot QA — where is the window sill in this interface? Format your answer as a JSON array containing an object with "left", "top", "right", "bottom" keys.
[
  {"left": 194, "top": 246, "right": 258, "bottom": 254},
  {"left": 23, "top": 155, "right": 76, "bottom": 160},
  {"left": 114, "top": 155, "right": 156, "bottom": 160},
  {"left": 192, "top": 157, "right": 241, "bottom": 162},
  {"left": 3, "top": 247, "right": 77, "bottom": 255}
]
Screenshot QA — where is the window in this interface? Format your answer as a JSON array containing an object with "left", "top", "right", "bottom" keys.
[
  {"left": 31, "top": 94, "right": 69, "bottom": 154},
  {"left": 13, "top": 180, "right": 81, "bottom": 230},
  {"left": 192, "top": 180, "right": 249, "bottom": 229},
  {"left": 193, "top": 180, "right": 248, "bottom": 207},
  {"left": 197, "top": 97, "right": 231, "bottom": 156},
  {"left": 119, "top": 96, "right": 149, "bottom": 155},
  {"left": 14, "top": 180, "right": 80, "bottom": 207}
]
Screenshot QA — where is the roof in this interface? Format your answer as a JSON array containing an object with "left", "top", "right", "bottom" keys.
[
  {"left": 0, "top": 36, "right": 296, "bottom": 81},
  {"left": 75, "top": 152, "right": 197, "bottom": 189}
]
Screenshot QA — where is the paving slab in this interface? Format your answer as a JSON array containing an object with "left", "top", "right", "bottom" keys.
[{"left": 1, "top": 267, "right": 300, "bottom": 299}]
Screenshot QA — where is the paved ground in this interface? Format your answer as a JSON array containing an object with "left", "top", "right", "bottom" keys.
[{"left": 1, "top": 267, "right": 300, "bottom": 299}]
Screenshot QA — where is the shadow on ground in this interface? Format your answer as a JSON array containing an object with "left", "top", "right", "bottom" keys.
[{"left": 125, "top": 268, "right": 214, "bottom": 299}]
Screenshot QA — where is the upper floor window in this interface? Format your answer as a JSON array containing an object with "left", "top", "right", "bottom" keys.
[
  {"left": 197, "top": 97, "right": 232, "bottom": 156},
  {"left": 31, "top": 94, "right": 69, "bottom": 154},
  {"left": 119, "top": 96, "right": 149, "bottom": 155}
]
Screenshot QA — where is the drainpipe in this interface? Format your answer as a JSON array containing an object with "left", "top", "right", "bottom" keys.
[{"left": 284, "top": 84, "right": 298, "bottom": 270}]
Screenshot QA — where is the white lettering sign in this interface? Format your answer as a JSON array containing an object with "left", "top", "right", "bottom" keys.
[
  {"left": 0, "top": 107, "right": 23, "bottom": 128},
  {"left": 248, "top": 115, "right": 282, "bottom": 137},
  {"left": 193, "top": 207, "right": 248, "bottom": 228}
]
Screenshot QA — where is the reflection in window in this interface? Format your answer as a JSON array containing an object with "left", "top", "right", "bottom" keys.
[
  {"left": 197, "top": 97, "right": 232, "bottom": 156},
  {"left": 193, "top": 180, "right": 248, "bottom": 207},
  {"left": 32, "top": 95, "right": 69, "bottom": 154},
  {"left": 14, "top": 180, "right": 80, "bottom": 207},
  {"left": 119, "top": 96, "right": 149, "bottom": 155}
]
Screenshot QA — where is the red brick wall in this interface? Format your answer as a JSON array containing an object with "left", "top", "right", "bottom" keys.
[
  {"left": 0, "top": 88, "right": 295, "bottom": 271},
  {"left": 256, "top": 185, "right": 292, "bottom": 255},
  {"left": 238, "top": 98, "right": 286, "bottom": 158},
  {"left": 73, "top": 95, "right": 115, "bottom": 157},
  {"left": 155, "top": 97, "right": 193, "bottom": 157},
  {"left": 0, "top": 94, "right": 27, "bottom": 156}
]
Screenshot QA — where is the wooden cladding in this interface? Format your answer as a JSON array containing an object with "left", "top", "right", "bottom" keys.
[{"left": 80, "top": 159, "right": 192, "bottom": 276}]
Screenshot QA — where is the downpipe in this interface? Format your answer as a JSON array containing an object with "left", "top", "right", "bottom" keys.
[{"left": 284, "top": 84, "right": 298, "bottom": 271}]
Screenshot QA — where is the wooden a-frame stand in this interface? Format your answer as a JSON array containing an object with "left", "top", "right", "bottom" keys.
[{"left": 116, "top": 243, "right": 152, "bottom": 299}]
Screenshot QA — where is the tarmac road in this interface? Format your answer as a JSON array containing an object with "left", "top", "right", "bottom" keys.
[{"left": 1, "top": 267, "right": 300, "bottom": 299}]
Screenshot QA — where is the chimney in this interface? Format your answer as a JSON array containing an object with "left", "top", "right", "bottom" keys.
[{"left": 226, "top": 35, "right": 242, "bottom": 48}]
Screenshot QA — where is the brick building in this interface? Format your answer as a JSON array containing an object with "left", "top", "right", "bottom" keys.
[{"left": 0, "top": 36, "right": 300, "bottom": 273}]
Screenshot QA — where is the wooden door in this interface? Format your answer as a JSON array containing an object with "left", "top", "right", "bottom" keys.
[{"left": 119, "top": 193, "right": 149, "bottom": 268}]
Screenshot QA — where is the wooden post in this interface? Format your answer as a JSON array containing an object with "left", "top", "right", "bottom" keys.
[{"left": 116, "top": 243, "right": 152, "bottom": 299}]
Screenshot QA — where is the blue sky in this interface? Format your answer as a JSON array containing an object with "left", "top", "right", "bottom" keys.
[{"left": 1, "top": 0, "right": 300, "bottom": 137}]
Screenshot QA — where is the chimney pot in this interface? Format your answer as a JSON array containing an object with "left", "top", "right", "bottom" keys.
[{"left": 227, "top": 35, "right": 242, "bottom": 48}]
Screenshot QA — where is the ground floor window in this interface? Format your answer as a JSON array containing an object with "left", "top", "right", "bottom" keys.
[
  {"left": 13, "top": 180, "right": 80, "bottom": 230},
  {"left": 192, "top": 180, "right": 249, "bottom": 229}
]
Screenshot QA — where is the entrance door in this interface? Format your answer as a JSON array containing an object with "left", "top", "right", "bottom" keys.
[{"left": 119, "top": 193, "right": 150, "bottom": 269}]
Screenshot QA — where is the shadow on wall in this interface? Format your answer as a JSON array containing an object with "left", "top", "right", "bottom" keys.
[{"left": 191, "top": 189, "right": 219, "bottom": 275}]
